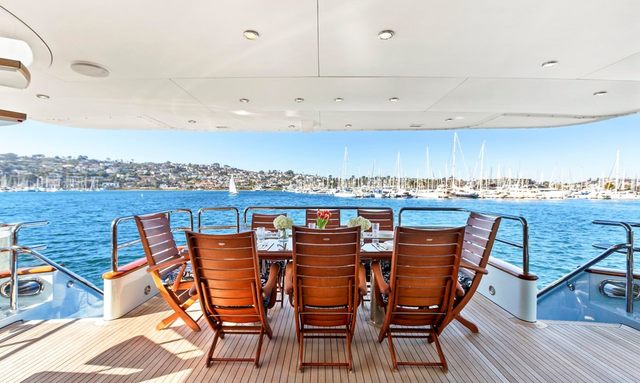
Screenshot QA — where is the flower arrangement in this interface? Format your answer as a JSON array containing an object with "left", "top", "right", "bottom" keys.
[
  {"left": 273, "top": 215, "right": 293, "bottom": 230},
  {"left": 347, "top": 216, "right": 372, "bottom": 232},
  {"left": 316, "top": 209, "right": 332, "bottom": 229}
]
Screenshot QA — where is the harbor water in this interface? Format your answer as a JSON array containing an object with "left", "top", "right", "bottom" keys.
[{"left": 1, "top": 190, "right": 639, "bottom": 288}]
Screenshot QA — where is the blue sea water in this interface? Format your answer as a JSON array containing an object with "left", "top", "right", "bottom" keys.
[{"left": 1, "top": 190, "right": 639, "bottom": 288}]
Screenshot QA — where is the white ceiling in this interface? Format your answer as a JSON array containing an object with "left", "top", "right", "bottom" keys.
[{"left": 0, "top": 0, "right": 639, "bottom": 131}]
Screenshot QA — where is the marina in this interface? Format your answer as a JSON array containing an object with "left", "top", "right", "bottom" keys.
[{"left": 2, "top": 1, "right": 640, "bottom": 382}]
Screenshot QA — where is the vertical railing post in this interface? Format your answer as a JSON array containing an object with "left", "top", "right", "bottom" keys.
[
  {"left": 521, "top": 218, "right": 530, "bottom": 276},
  {"left": 625, "top": 227, "right": 634, "bottom": 313},
  {"left": 111, "top": 219, "right": 119, "bottom": 272},
  {"left": 9, "top": 227, "right": 19, "bottom": 311}
]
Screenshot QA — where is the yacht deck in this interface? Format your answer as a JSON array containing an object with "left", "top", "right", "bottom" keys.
[{"left": 2, "top": 294, "right": 640, "bottom": 383}]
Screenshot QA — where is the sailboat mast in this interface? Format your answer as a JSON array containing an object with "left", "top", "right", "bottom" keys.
[{"left": 451, "top": 133, "right": 457, "bottom": 189}]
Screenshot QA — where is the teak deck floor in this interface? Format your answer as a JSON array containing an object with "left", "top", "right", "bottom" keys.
[{"left": 2, "top": 295, "right": 640, "bottom": 383}]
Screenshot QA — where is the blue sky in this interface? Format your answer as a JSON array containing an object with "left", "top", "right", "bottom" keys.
[{"left": 1, "top": 114, "right": 639, "bottom": 181}]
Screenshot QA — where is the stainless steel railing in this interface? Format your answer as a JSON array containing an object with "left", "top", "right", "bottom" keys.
[
  {"left": 538, "top": 220, "right": 637, "bottom": 313},
  {"left": 0, "top": 221, "right": 49, "bottom": 310},
  {"left": 398, "top": 207, "right": 531, "bottom": 276},
  {"left": 110, "top": 209, "right": 193, "bottom": 272},
  {"left": 197, "top": 207, "right": 240, "bottom": 232},
  {"left": 0, "top": 245, "right": 102, "bottom": 298}
]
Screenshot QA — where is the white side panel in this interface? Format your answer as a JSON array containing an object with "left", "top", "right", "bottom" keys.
[
  {"left": 103, "top": 267, "right": 158, "bottom": 320},
  {"left": 478, "top": 263, "right": 538, "bottom": 322}
]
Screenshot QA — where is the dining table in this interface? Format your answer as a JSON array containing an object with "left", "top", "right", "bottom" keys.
[{"left": 255, "top": 229, "right": 394, "bottom": 325}]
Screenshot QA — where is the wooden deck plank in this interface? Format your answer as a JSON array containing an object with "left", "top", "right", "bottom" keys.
[{"left": 3, "top": 294, "right": 640, "bottom": 383}]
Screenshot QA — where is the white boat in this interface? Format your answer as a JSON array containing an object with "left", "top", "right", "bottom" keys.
[
  {"left": 228, "top": 175, "right": 238, "bottom": 194},
  {"left": 334, "top": 189, "right": 356, "bottom": 198}
]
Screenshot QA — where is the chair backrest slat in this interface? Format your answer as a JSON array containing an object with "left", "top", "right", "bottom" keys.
[
  {"left": 387, "top": 226, "right": 463, "bottom": 328},
  {"left": 461, "top": 213, "right": 501, "bottom": 274},
  {"left": 135, "top": 213, "right": 183, "bottom": 278},
  {"left": 305, "top": 209, "right": 341, "bottom": 228},
  {"left": 356, "top": 208, "right": 394, "bottom": 231},
  {"left": 292, "top": 226, "right": 359, "bottom": 325},
  {"left": 251, "top": 213, "right": 287, "bottom": 231},
  {"left": 186, "top": 231, "right": 265, "bottom": 324}
]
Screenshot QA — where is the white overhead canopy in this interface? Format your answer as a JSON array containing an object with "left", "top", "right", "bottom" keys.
[{"left": 0, "top": 0, "right": 639, "bottom": 131}]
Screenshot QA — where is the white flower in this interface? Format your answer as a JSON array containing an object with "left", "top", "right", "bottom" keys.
[
  {"left": 347, "top": 216, "right": 372, "bottom": 231},
  {"left": 273, "top": 215, "right": 293, "bottom": 230}
]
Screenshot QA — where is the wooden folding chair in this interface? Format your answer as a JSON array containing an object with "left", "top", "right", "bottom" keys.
[
  {"left": 251, "top": 212, "right": 286, "bottom": 231},
  {"left": 356, "top": 208, "right": 394, "bottom": 231},
  {"left": 185, "top": 230, "right": 279, "bottom": 367},
  {"left": 440, "top": 212, "right": 501, "bottom": 334},
  {"left": 289, "top": 226, "right": 366, "bottom": 371},
  {"left": 135, "top": 213, "right": 200, "bottom": 332},
  {"left": 373, "top": 226, "right": 464, "bottom": 372},
  {"left": 305, "top": 209, "right": 341, "bottom": 228},
  {"left": 251, "top": 212, "right": 288, "bottom": 307}
]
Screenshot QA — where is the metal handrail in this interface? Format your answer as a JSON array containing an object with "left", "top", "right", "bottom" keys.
[
  {"left": 0, "top": 245, "right": 103, "bottom": 296},
  {"left": 1, "top": 221, "right": 49, "bottom": 310},
  {"left": 110, "top": 209, "right": 193, "bottom": 272},
  {"left": 537, "top": 220, "right": 635, "bottom": 314},
  {"left": 197, "top": 207, "right": 240, "bottom": 233},
  {"left": 398, "top": 207, "right": 531, "bottom": 276},
  {"left": 242, "top": 206, "right": 393, "bottom": 226}
]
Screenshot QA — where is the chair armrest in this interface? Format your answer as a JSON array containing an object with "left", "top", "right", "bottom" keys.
[
  {"left": 371, "top": 261, "right": 389, "bottom": 296},
  {"left": 460, "top": 260, "right": 488, "bottom": 275},
  {"left": 146, "top": 256, "right": 188, "bottom": 273},
  {"left": 284, "top": 262, "right": 294, "bottom": 296},
  {"left": 358, "top": 264, "right": 367, "bottom": 296},
  {"left": 262, "top": 262, "right": 280, "bottom": 299}
]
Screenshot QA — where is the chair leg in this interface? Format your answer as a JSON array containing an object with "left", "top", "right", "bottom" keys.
[
  {"left": 297, "top": 333, "right": 305, "bottom": 372},
  {"left": 346, "top": 330, "right": 353, "bottom": 371},
  {"left": 431, "top": 332, "right": 448, "bottom": 372},
  {"left": 254, "top": 328, "right": 265, "bottom": 367},
  {"left": 456, "top": 314, "right": 479, "bottom": 333},
  {"left": 206, "top": 329, "right": 222, "bottom": 367},
  {"left": 157, "top": 296, "right": 201, "bottom": 331},
  {"left": 386, "top": 331, "right": 398, "bottom": 371},
  {"left": 279, "top": 264, "right": 286, "bottom": 307}
]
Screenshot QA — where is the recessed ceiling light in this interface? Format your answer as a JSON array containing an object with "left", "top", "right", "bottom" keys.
[
  {"left": 294, "top": 97, "right": 304, "bottom": 103},
  {"left": 445, "top": 118, "right": 454, "bottom": 122},
  {"left": 541, "top": 60, "right": 559, "bottom": 68},
  {"left": 454, "top": 116, "right": 464, "bottom": 120},
  {"left": 334, "top": 97, "right": 344, "bottom": 102},
  {"left": 389, "top": 97, "right": 399, "bottom": 102},
  {"left": 243, "top": 30, "right": 260, "bottom": 40},
  {"left": 409, "top": 124, "right": 423, "bottom": 128},
  {"left": 378, "top": 30, "right": 395, "bottom": 40},
  {"left": 70, "top": 61, "right": 110, "bottom": 78},
  {"left": 187, "top": 119, "right": 196, "bottom": 124},
  {"left": 216, "top": 126, "right": 229, "bottom": 129},
  {"left": 239, "top": 98, "right": 250, "bottom": 103},
  {"left": 288, "top": 124, "right": 295, "bottom": 128},
  {"left": 345, "top": 124, "right": 352, "bottom": 128},
  {"left": 36, "top": 94, "right": 50, "bottom": 99},
  {"left": 593, "top": 90, "right": 608, "bottom": 96}
]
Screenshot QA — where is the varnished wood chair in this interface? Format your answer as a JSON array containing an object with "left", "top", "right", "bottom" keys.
[
  {"left": 185, "top": 230, "right": 279, "bottom": 367},
  {"left": 372, "top": 226, "right": 464, "bottom": 372},
  {"left": 135, "top": 213, "right": 200, "bottom": 332},
  {"left": 356, "top": 208, "right": 394, "bottom": 231},
  {"left": 440, "top": 212, "right": 501, "bottom": 334},
  {"left": 289, "top": 226, "right": 366, "bottom": 371},
  {"left": 251, "top": 212, "right": 288, "bottom": 307},
  {"left": 305, "top": 209, "right": 341, "bottom": 228},
  {"left": 251, "top": 212, "right": 286, "bottom": 231}
]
